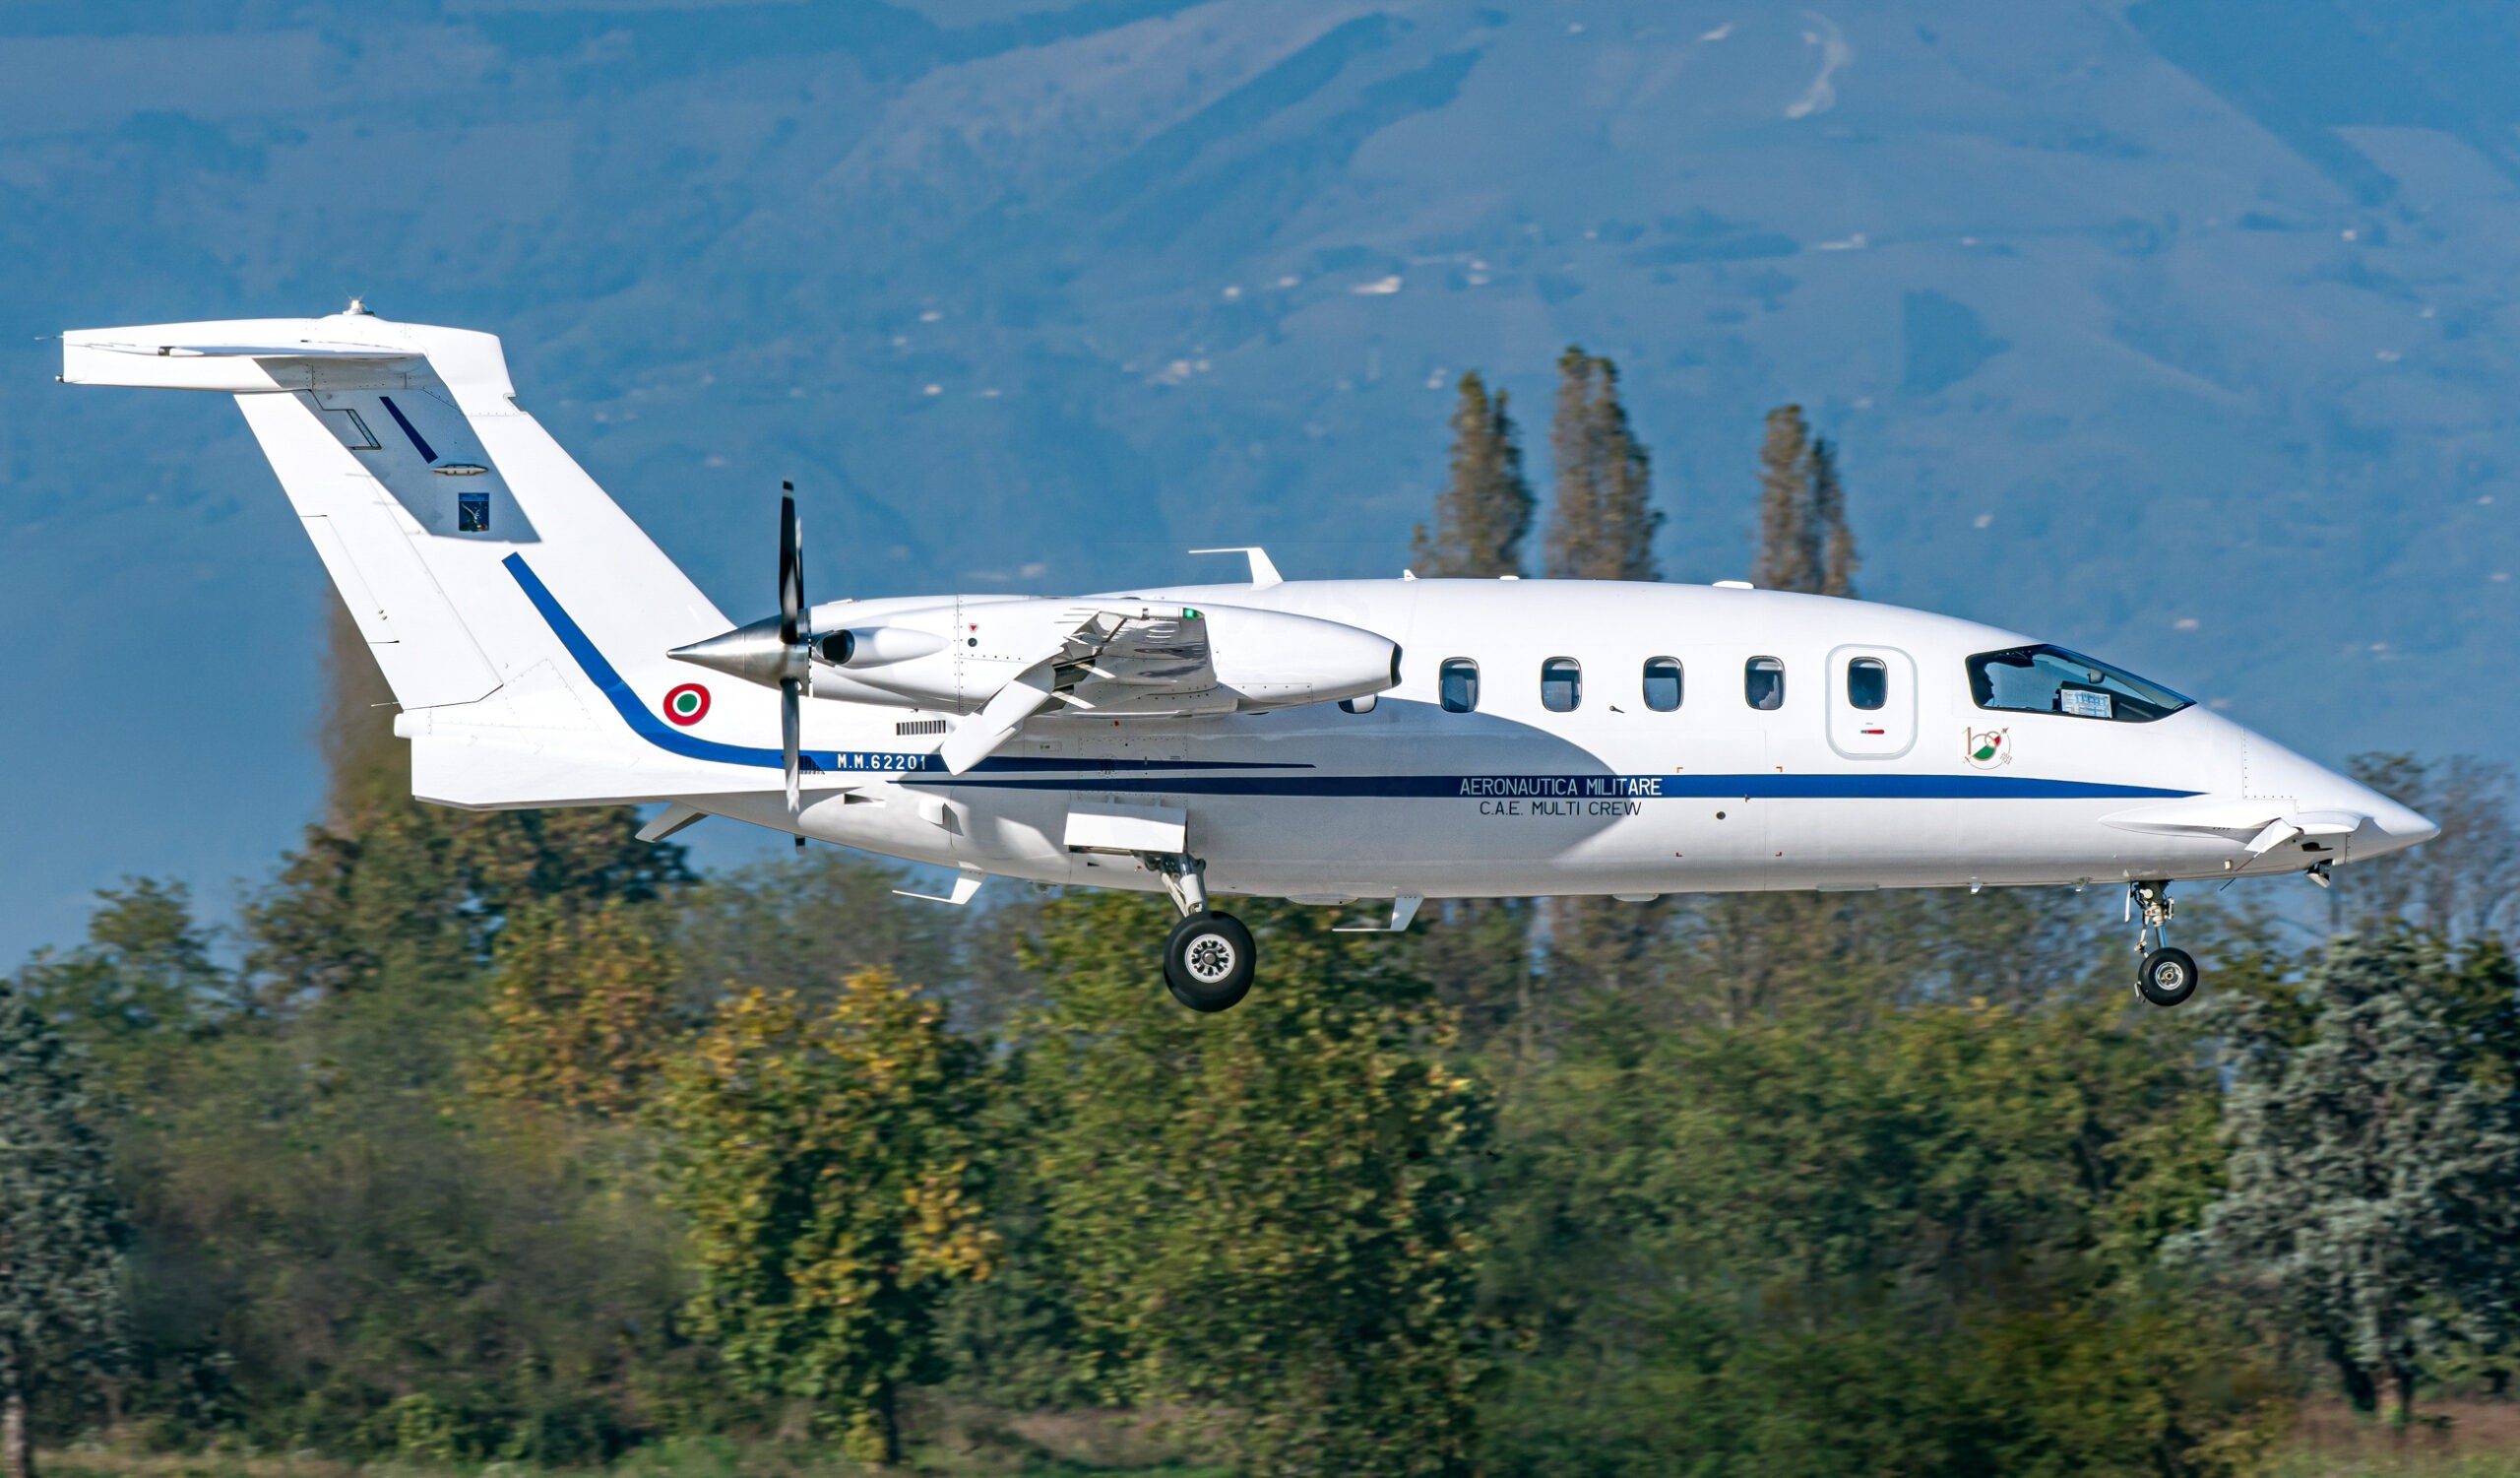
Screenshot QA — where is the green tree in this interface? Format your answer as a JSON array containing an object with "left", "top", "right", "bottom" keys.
[
  {"left": 1754, "top": 405, "right": 1858, "bottom": 597},
  {"left": 1018, "top": 893, "right": 1487, "bottom": 1474},
  {"left": 1543, "top": 347, "right": 1659, "bottom": 581},
  {"left": 0, "top": 988, "right": 129, "bottom": 1478},
  {"left": 1413, "top": 371, "right": 1535, "bottom": 578},
  {"left": 1482, "top": 995, "right": 2279, "bottom": 1475},
  {"left": 478, "top": 899, "right": 681, "bottom": 1119},
  {"left": 1812, "top": 434, "right": 1858, "bottom": 598},
  {"left": 658, "top": 972, "right": 996, "bottom": 1465},
  {"left": 15, "top": 880, "right": 232, "bottom": 1097},
  {"left": 2181, "top": 932, "right": 2520, "bottom": 1422}
]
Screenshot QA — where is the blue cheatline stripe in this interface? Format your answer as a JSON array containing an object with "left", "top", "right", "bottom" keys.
[
  {"left": 504, "top": 553, "right": 2197, "bottom": 803},
  {"left": 377, "top": 395, "right": 439, "bottom": 464},
  {"left": 904, "top": 773, "right": 2198, "bottom": 801}
]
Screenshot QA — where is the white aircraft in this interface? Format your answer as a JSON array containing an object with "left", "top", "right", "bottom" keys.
[{"left": 62, "top": 308, "right": 2437, "bottom": 1012}]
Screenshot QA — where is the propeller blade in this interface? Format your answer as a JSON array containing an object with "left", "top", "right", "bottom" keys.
[
  {"left": 781, "top": 675, "right": 802, "bottom": 815},
  {"left": 778, "top": 481, "right": 804, "bottom": 648}
]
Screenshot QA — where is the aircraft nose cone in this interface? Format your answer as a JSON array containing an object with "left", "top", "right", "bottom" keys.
[{"left": 2368, "top": 795, "right": 2440, "bottom": 848}]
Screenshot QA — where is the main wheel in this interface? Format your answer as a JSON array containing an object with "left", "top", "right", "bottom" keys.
[
  {"left": 1165, "top": 911, "right": 1255, "bottom": 1012},
  {"left": 2136, "top": 947, "right": 2199, "bottom": 1007}
]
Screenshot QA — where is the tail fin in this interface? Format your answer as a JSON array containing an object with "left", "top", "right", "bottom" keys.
[{"left": 62, "top": 309, "right": 771, "bottom": 807}]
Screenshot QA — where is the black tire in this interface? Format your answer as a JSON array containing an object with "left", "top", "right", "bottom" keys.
[
  {"left": 1165, "top": 911, "right": 1255, "bottom": 1012},
  {"left": 2136, "top": 947, "right": 2200, "bottom": 1007}
]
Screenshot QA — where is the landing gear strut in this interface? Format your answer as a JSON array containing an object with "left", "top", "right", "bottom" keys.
[
  {"left": 2128, "top": 880, "right": 2199, "bottom": 1007},
  {"left": 1148, "top": 854, "right": 1255, "bottom": 1013}
]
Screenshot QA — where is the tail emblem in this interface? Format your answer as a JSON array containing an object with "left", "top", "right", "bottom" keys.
[{"left": 663, "top": 683, "right": 712, "bottom": 727}]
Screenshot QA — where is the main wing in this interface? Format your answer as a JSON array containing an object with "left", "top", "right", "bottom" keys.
[{"left": 938, "top": 605, "right": 1233, "bottom": 775}]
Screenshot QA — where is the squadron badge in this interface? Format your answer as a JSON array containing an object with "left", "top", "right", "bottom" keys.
[{"left": 1965, "top": 728, "right": 2010, "bottom": 769}]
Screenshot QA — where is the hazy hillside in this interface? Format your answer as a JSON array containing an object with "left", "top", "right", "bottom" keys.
[{"left": 4, "top": 0, "right": 2516, "bottom": 956}]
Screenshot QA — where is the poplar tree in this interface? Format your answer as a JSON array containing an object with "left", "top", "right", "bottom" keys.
[
  {"left": 1813, "top": 435, "right": 1858, "bottom": 598},
  {"left": 0, "top": 989, "right": 128, "bottom": 1478},
  {"left": 1754, "top": 407, "right": 1858, "bottom": 597},
  {"left": 1411, "top": 372, "right": 1534, "bottom": 578},
  {"left": 1543, "top": 348, "right": 1659, "bottom": 581}
]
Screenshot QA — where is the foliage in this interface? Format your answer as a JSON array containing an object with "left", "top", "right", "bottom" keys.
[
  {"left": 2179, "top": 932, "right": 2520, "bottom": 1422},
  {"left": 0, "top": 985, "right": 130, "bottom": 1478},
  {"left": 657, "top": 974, "right": 996, "bottom": 1465},
  {"left": 1480, "top": 994, "right": 2283, "bottom": 1475},
  {"left": 1753, "top": 403, "right": 1858, "bottom": 598},
  {"left": 1410, "top": 371, "right": 1534, "bottom": 578},
  {"left": 481, "top": 900, "right": 683, "bottom": 1119},
  {"left": 1015, "top": 893, "right": 1487, "bottom": 1475},
  {"left": 14, "top": 881, "right": 236, "bottom": 1100},
  {"left": 2336, "top": 754, "right": 2518, "bottom": 940},
  {"left": 1543, "top": 347, "right": 1659, "bottom": 581}
]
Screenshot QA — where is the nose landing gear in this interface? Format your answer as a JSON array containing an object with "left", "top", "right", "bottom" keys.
[{"left": 2128, "top": 880, "right": 2198, "bottom": 1007}]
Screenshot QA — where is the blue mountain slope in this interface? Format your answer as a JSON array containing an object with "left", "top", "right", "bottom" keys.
[{"left": 2, "top": 0, "right": 2513, "bottom": 957}]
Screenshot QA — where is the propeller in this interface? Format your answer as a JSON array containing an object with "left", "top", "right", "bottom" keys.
[
  {"left": 778, "top": 482, "right": 805, "bottom": 824},
  {"left": 663, "top": 480, "right": 822, "bottom": 850}
]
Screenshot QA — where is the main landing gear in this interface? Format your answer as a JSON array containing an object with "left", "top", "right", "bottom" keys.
[
  {"left": 1149, "top": 855, "right": 1255, "bottom": 1013},
  {"left": 2128, "top": 880, "right": 2198, "bottom": 1007}
]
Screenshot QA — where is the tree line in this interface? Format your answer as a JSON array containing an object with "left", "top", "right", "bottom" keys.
[{"left": 4, "top": 353, "right": 2519, "bottom": 1475}]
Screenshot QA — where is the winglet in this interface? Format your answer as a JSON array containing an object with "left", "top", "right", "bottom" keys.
[{"left": 1188, "top": 546, "right": 1283, "bottom": 588}]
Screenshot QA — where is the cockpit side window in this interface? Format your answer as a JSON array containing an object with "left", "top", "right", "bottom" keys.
[{"left": 1966, "top": 645, "right": 2192, "bottom": 723}]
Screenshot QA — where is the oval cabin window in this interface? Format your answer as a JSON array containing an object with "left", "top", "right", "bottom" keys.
[
  {"left": 1745, "top": 657, "right": 1785, "bottom": 711},
  {"left": 1541, "top": 658, "right": 1582, "bottom": 713},
  {"left": 1439, "top": 659, "right": 1480, "bottom": 713},
  {"left": 1643, "top": 657, "right": 1682, "bottom": 712}
]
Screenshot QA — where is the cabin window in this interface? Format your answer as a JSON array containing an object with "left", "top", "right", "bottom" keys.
[
  {"left": 1847, "top": 657, "right": 1888, "bottom": 711},
  {"left": 1541, "top": 658, "right": 1582, "bottom": 712},
  {"left": 1439, "top": 658, "right": 1480, "bottom": 713},
  {"left": 1966, "top": 645, "right": 2192, "bottom": 724},
  {"left": 1745, "top": 656, "right": 1785, "bottom": 710},
  {"left": 1642, "top": 657, "right": 1682, "bottom": 712}
]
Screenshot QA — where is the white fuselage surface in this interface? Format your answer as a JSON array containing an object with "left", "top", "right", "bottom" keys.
[{"left": 682, "top": 576, "right": 2430, "bottom": 904}]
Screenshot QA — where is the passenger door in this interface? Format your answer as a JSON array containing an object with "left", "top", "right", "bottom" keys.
[{"left": 1824, "top": 645, "right": 1917, "bottom": 759}]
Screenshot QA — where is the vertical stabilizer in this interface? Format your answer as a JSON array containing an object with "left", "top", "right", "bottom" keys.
[{"left": 62, "top": 310, "right": 771, "bottom": 805}]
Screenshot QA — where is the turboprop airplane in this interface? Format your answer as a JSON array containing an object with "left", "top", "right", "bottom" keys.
[{"left": 61, "top": 307, "right": 2438, "bottom": 1012}]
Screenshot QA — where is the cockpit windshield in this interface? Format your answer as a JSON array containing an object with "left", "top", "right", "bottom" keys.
[{"left": 1965, "top": 645, "right": 2192, "bottom": 724}]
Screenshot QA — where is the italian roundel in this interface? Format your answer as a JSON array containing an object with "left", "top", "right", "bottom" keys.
[{"left": 662, "top": 683, "right": 711, "bottom": 726}]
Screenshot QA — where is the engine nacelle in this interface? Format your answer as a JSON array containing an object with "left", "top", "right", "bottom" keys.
[{"left": 1201, "top": 605, "right": 1398, "bottom": 710}]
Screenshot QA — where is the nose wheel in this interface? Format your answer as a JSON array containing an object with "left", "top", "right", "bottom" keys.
[{"left": 2128, "top": 881, "right": 2200, "bottom": 1007}]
